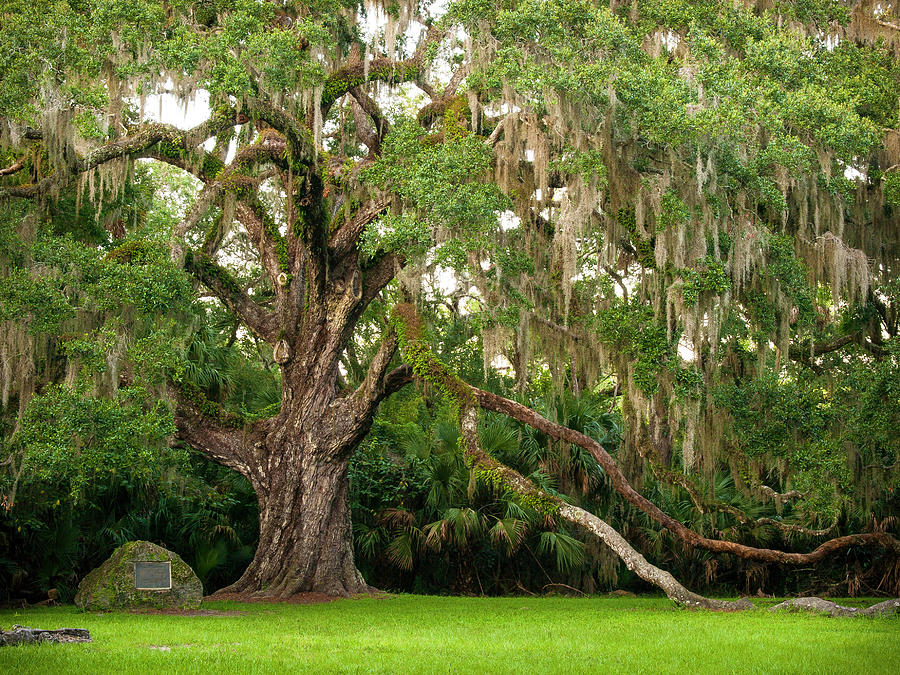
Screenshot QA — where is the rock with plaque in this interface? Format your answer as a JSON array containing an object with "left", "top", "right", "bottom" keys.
[{"left": 74, "top": 541, "right": 202, "bottom": 611}]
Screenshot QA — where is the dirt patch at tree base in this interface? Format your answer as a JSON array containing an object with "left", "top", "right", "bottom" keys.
[{"left": 206, "top": 591, "right": 390, "bottom": 605}]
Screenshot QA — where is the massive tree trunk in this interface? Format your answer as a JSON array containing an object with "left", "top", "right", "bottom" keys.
[
  {"left": 161, "top": 98, "right": 409, "bottom": 597},
  {"left": 176, "top": 385, "right": 376, "bottom": 597},
  {"left": 174, "top": 288, "right": 406, "bottom": 598},
  {"left": 228, "top": 441, "right": 366, "bottom": 597}
]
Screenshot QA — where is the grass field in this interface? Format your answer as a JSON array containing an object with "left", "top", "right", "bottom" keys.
[{"left": 1, "top": 595, "right": 897, "bottom": 673}]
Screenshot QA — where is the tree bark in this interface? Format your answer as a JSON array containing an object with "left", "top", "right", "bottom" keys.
[{"left": 176, "top": 401, "right": 375, "bottom": 598}]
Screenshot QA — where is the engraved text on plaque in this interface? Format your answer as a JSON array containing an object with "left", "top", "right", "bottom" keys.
[{"left": 134, "top": 561, "right": 172, "bottom": 590}]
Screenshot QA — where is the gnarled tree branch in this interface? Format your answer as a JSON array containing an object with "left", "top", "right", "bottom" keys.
[
  {"left": 320, "top": 25, "right": 444, "bottom": 117},
  {"left": 183, "top": 250, "right": 279, "bottom": 342},
  {"left": 171, "top": 387, "right": 253, "bottom": 478},
  {"left": 329, "top": 197, "right": 391, "bottom": 257},
  {"left": 0, "top": 114, "right": 239, "bottom": 200},
  {"left": 648, "top": 462, "right": 835, "bottom": 538}
]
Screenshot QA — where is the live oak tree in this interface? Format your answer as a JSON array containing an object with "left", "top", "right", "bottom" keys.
[{"left": 1, "top": 0, "right": 899, "bottom": 603}]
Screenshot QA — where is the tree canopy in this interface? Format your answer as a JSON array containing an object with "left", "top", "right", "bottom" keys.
[{"left": 1, "top": 0, "right": 898, "bottom": 603}]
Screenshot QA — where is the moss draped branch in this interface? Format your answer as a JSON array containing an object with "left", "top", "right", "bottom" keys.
[
  {"left": 389, "top": 303, "right": 752, "bottom": 609},
  {"left": 321, "top": 58, "right": 424, "bottom": 114},
  {"left": 170, "top": 383, "right": 253, "bottom": 478},
  {"left": 0, "top": 112, "right": 240, "bottom": 199},
  {"left": 471, "top": 387, "right": 900, "bottom": 565},
  {"left": 647, "top": 462, "right": 837, "bottom": 538},
  {"left": 320, "top": 25, "right": 443, "bottom": 116}
]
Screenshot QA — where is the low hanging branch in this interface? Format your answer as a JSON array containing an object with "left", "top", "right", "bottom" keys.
[
  {"left": 0, "top": 156, "right": 26, "bottom": 177},
  {"left": 470, "top": 387, "right": 900, "bottom": 565},
  {"left": 390, "top": 303, "right": 752, "bottom": 610}
]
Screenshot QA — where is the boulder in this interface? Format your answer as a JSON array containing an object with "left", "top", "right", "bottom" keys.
[{"left": 75, "top": 541, "right": 202, "bottom": 611}]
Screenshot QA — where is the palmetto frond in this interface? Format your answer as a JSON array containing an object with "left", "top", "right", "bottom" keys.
[
  {"left": 489, "top": 516, "right": 529, "bottom": 555},
  {"left": 424, "top": 507, "right": 485, "bottom": 551},
  {"left": 537, "top": 530, "right": 585, "bottom": 574},
  {"left": 386, "top": 532, "right": 418, "bottom": 571}
]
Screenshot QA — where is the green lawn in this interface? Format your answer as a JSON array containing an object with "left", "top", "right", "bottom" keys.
[{"left": 0, "top": 596, "right": 897, "bottom": 673}]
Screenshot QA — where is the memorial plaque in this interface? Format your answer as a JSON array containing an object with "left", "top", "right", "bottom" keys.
[{"left": 134, "top": 561, "right": 172, "bottom": 590}]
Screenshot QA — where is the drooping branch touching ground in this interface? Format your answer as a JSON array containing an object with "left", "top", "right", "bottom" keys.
[
  {"left": 458, "top": 409, "right": 754, "bottom": 610},
  {"left": 389, "top": 303, "right": 753, "bottom": 610},
  {"left": 768, "top": 597, "right": 900, "bottom": 617},
  {"left": 390, "top": 302, "right": 900, "bottom": 602},
  {"left": 470, "top": 387, "right": 900, "bottom": 565}
]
